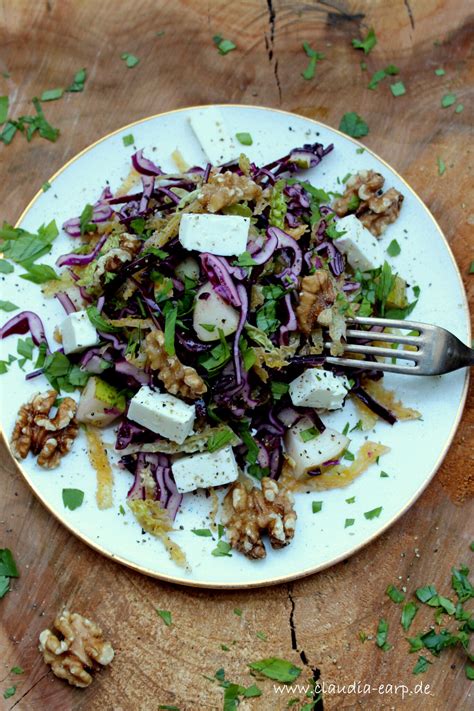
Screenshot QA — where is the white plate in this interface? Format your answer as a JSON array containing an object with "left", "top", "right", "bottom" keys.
[{"left": 0, "top": 105, "right": 470, "bottom": 588}]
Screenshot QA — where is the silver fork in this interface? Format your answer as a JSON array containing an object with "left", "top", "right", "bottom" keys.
[{"left": 325, "top": 316, "right": 474, "bottom": 375}]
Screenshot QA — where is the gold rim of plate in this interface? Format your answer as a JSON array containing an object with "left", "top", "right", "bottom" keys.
[{"left": 2, "top": 104, "right": 471, "bottom": 589}]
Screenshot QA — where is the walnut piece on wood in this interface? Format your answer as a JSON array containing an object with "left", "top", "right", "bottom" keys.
[
  {"left": 222, "top": 478, "right": 297, "bottom": 559},
  {"left": 39, "top": 609, "right": 114, "bottom": 688},
  {"left": 145, "top": 330, "right": 207, "bottom": 400},
  {"left": 11, "top": 390, "right": 78, "bottom": 469},
  {"left": 332, "top": 170, "right": 404, "bottom": 236},
  {"left": 197, "top": 170, "right": 262, "bottom": 213},
  {"left": 296, "top": 269, "right": 336, "bottom": 335}
]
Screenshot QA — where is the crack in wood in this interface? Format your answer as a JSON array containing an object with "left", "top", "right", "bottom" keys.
[
  {"left": 404, "top": 0, "right": 415, "bottom": 29},
  {"left": 9, "top": 671, "right": 51, "bottom": 709},
  {"left": 287, "top": 584, "right": 324, "bottom": 709},
  {"left": 265, "top": 0, "right": 282, "bottom": 103}
]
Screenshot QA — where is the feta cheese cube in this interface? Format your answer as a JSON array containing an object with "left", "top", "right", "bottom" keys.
[
  {"left": 171, "top": 446, "right": 239, "bottom": 493},
  {"left": 193, "top": 282, "right": 239, "bottom": 342},
  {"left": 334, "top": 214, "right": 383, "bottom": 271},
  {"left": 128, "top": 387, "right": 195, "bottom": 444},
  {"left": 179, "top": 213, "right": 249, "bottom": 256},
  {"left": 284, "top": 416, "right": 350, "bottom": 477},
  {"left": 60, "top": 310, "right": 99, "bottom": 355},
  {"left": 189, "top": 107, "right": 239, "bottom": 165},
  {"left": 289, "top": 369, "right": 350, "bottom": 410}
]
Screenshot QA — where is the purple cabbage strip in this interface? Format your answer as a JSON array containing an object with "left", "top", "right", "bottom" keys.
[
  {"left": 122, "top": 452, "right": 182, "bottom": 520},
  {"left": 63, "top": 190, "right": 114, "bottom": 237},
  {"left": 55, "top": 292, "right": 76, "bottom": 315},
  {"left": 0, "top": 311, "right": 49, "bottom": 348},
  {"left": 131, "top": 149, "right": 163, "bottom": 176},
  {"left": 267, "top": 226, "right": 303, "bottom": 277},
  {"left": 56, "top": 233, "right": 108, "bottom": 268},
  {"left": 200, "top": 253, "right": 241, "bottom": 307},
  {"left": 233, "top": 284, "right": 248, "bottom": 385},
  {"left": 279, "top": 293, "right": 298, "bottom": 345},
  {"left": 139, "top": 175, "right": 155, "bottom": 213}
]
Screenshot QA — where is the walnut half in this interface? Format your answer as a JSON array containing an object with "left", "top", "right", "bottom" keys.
[
  {"left": 222, "top": 478, "right": 297, "bottom": 559},
  {"left": 197, "top": 170, "right": 262, "bottom": 213},
  {"left": 145, "top": 329, "right": 207, "bottom": 400},
  {"left": 11, "top": 390, "right": 78, "bottom": 468},
  {"left": 39, "top": 610, "right": 114, "bottom": 688},
  {"left": 296, "top": 269, "right": 336, "bottom": 335},
  {"left": 332, "top": 170, "right": 404, "bottom": 236}
]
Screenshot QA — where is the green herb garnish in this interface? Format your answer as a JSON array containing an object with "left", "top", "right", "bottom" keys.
[
  {"left": 441, "top": 93, "right": 456, "bottom": 108},
  {"left": 191, "top": 529, "right": 213, "bottom": 537},
  {"left": 86, "top": 305, "right": 120, "bottom": 333},
  {"left": 300, "top": 427, "right": 319, "bottom": 443},
  {"left": 352, "top": 27, "right": 377, "bottom": 54},
  {"left": 40, "top": 88, "right": 64, "bottom": 102},
  {"left": 121, "top": 52, "right": 140, "bottom": 68},
  {"left": 339, "top": 112, "right": 369, "bottom": 138},
  {"left": 437, "top": 156, "right": 446, "bottom": 176},
  {"left": 364, "top": 506, "right": 383, "bottom": 520},
  {"left": 401, "top": 601, "right": 419, "bottom": 631},
  {"left": 62, "top": 489, "right": 84, "bottom": 511},
  {"left": 376, "top": 618, "right": 391, "bottom": 651},
  {"left": 207, "top": 427, "right": 236, "bottom": 453},
  {"left": 156, "top": 609, "right": 172, "bottom": 626},
  {"left": 386, "top": 584, "right": 405, "bottom": 603},
  {"left": 235, "top": 132, "right": 253, "bottom": 146},
  {"left": 248, "top": 657, "right": 301, "bottom": 683},
  {"left": 301, "top": 42, "right": 325, "bottom": 80},
  {"left": 66, "top": 68, "right": 87, "bottom": 92},
  {"left": 390, "top": 81, "right": 406, "bottom": 97},
  {"left": 413, "top": 656, "right": 432, "bottom": 674},
  {"left": 387, "top": 239, "right": 401, "bottom": 257},
  {"left": 212, "top": 541, "right": 232, "bottom": 557},
  {"left": 212, "top": 36, "right": 236, "bottom": 55},
  {"left": 122, "top": 134, "right": 135, "bottom": 146}
]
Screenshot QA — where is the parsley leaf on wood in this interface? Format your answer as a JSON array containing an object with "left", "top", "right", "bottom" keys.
[
  {"left": 401, "top": 602, "right": 418, "bottom": 631},
  {"left": 352, "top": 28, "right": 377, "bottom": 54},
  {"left": 156, "top": 609, "right": 172, "bottom": 626},
  {"left": 339, "top": 112, "right": 369, "bottom": 138},
  {"left": 66, "top": 68, "right": 87, "bottom": 92},
  {"left": 301, "top": 42, "right": 325, "bottom": 80},
  {"left": 0, "top": 95, "right": 9, "bottom": 124},
  {"left": 441, "top": 93, "right": 456, "bottom": 108},
  {"left": 121, "top": 53, "right": 140, "bottom": 68},
  {"left": 0, "top": 549, "right": 19, "bottom": 577},
  {"left": 248, "top": 657, "right": 301, "bottom": 683},
  {"left": 40, "top": 88, "right": 63, "bottom": 102},
  {"left": 212, "top": 36, "right": 236, "bottom": 55},
  {"left": 386, "top": 584, "right": 405, "bottom": 603}
]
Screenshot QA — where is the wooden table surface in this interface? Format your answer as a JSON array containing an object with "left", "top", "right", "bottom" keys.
[{"left": 1, "top": 1, "right": 473, "bottom": 709}]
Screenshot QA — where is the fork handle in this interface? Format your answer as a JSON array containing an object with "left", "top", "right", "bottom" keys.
[{"left": 450, "top": 342, "right": 474, "bottom": 371}]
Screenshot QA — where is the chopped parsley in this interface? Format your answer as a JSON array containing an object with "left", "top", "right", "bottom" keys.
[
  {"left": 119, "top": 505, "right": 126, "bottom": 515},
  {"left": 455, "top": 103, "right": 464, "bottom": 113},
  {"left": 212, "top": 540, "right": 232, "bottom": 557},
  {"left": 301, "top": 42, "right": 325, "bottom": 80},
  {"left": 387, "top": 239, "right": 401, "bottom": 257},
  {"left": 256, "top": 631, "right": 267, "bottom": 641},
  {"left": 270, "top": 381, "right": 289, "bottom": 401},
  {"left": 0, "top": 548, "right": 19, "bottom": 599},
  {"left": 156, "top": 609, "right": 172, "bottom": 626},
  {"left": 300, "top": 427, "right": 320, "bottom": 443},
  {"left": 345, "top": 518, "right": 355, "bottom": 528},
  {"left": 434, "top": 68, "right": 445, "bottom": 76},
  {"left": 122, "top": 134, "right": 135, "bottom": 146},
  {"left": 368, "top": 64, "right": 399, "bottom": 90},
  {"left": 3, "top": 687, "right": 16, "bottom": 700},
  {"left": 437, "top": 156, "right": 446, "bottom": 176},
  {"left": 207, "top": 427, "right": 236, "bottom": 453},
  {"left": 234, "top": 607, "right": 242, "bottom": 616},
  {"left": 40, "top": 88, "right": 63, "bottom": 102},
  {"left": 0, "top": 300, "right": 18, "bottom": 312},
  {"left": 339, "top": 112, "right": 369, "bottom": 138},
  {"left": 364, "top": 506, "right": 383, "bottom": 520},
  {"left": 121, "top": 52, "right": 140, "bottom": 68},
  {"left": 312, "top": 501, "right": 323, "bottom": 514},
  {"left": 351, "top": 27, "right": 377, "bottom": 54},
  {"left": 401, "top": 601, "right": 419, "bottom": 631},
  {"left": 163, "top": 305, "right": 178, "bottom": 356},
  {"left": 413, "top": 656, "right": 432, "bottom": 675},
  {"left": 235, "top": 132, "right": 253, "bottom": 146},
  {"left": 19, "top": 263, "right": 58, "bottom": 284},
  {"left": 0, "top": 259, "right": 14, "bottom": 274},
  {"left": 380, "top": 470, "right": 389, "bottom": 478},
  {"left": 346, "top": 496, "right": 355, "bottom": 504},
  {"left": 390, "top": 81, "right": 406, "bottom": 97},
  {"left": 248, "top": 657, "right": 301, "bottom": 683},
  {"left": 441, "top": 93, "right": 456, "bottom": 108},
  {"left": 191, "top": 528, "right": 213, "bottom": 537},
  {"left": 66, "top": 68, "right": 87, "bottom": 92},
  {"left": 42, "top": 350, "right": 90, "bottom": 392},
  {"left": 0, "top": 219, "right": 58, "bottom": 268},
  {"left": 233, "top": 251, "right": 256, "bottom": 267},
  {"left": 62, "top": 488, "right": 84, "bottom": 511},
  {"left": 415, "top": 584, "right": 437, "bottom": 603},
  {"left": 212, "top": 35, "right": 236, "bottom": 55},
  {"left": 376, "top": 618, "right": 391, "bottom": 651},
  {"left": 0, "top": 95, "right": 8, "bottom": 123},
  {"left": 86, "top": 305, "right": 120, "bottom": 333},
  {"left": 42, "top": 181, "right": 51, "bottom": 192},
  {"left": 386, "top": 584, "right": 405, "bottom": 603},
  {"left": 451, "top": 564, "right": 474, "bottom": 601},
  {"left": 10, "top": 667, "right": 23, "bottom": 675}
]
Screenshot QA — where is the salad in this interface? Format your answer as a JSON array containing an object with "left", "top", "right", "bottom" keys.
[{"left": 0, "top": 115, "right": 421, "bottom": 564}]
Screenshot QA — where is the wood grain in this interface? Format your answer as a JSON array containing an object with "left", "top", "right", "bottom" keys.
[{"left": 0, "top": 1, "right": 473, "bottom": 709}]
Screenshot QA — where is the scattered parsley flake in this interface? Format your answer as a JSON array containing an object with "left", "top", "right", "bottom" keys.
[
  {"left": 212, "top": 540, "right": 232, "bottom": 557},
  {"left": 352, "top": 27, "right": 377, "bottom": 54},
  {"left": 66, "top": 68, "right": 87, "bottom": 92},
  {"left": 401, "top": 601, "right": 418, "bottom": 631},
  {"left": 312, "top": 501, "right": 323, "bottom": 514},
  {"left": 235, "top": 132, "right": 253, "bottom": 146},
  {"left": 346, "top": 496, "right": 355, "bottom": 504},
  {"left": 413, "top": 656, "right": 432, "bottom": 675},
  {"left": 256, "top": 631, "right": 267, "bottom": 641},
  {"left": 301, "top": 42, "right": 325, "bottom": 80},
  {"left": 191, "top": 528, "right": 213, "bottom": 537},
  {"left": 376, "top": 618, "right": 391, "bottom": 651},
  {"left": 248, "top": 657, "right": 301, "bottom": 683},
  {"left": 212, "top": 35, "right": 236, "bottom": 55},
  {"left": 339, "top": 112, "right": 369, "bottom": 138},
  {"left": 122, "top": 134, "right": 134, "bottom": 146},
  {"left": 40, "top": 88, "right": 63, "bottom": 102},
  {"left": 62, "top": 488, "right": 84, "bottom": 511},
  {"left": 345, "top": 518, "right": 355, "bottom": 528},
  {"left": 10, "top": 667, "right": 23, "bottom": 675},
  {"left": 469, "top": 262, "right": 474, "bottom": 275},
  {"left": 3, "top": 686, "right": 16, "bottom": 700},
  {"left": 233, "top": 607, "right": 242, "bottom": 617},
  {"left": 415, "top": 584, "right": 437, "bottom": 603},
  {"left": 164, "top": 305, "right": 178, "bottom": 356},
  {"left": 0, "top": 259, "right": 14, "bottom": 274},
  {"left": 156, "top": 609, "right": 172, "bottom": 626},
  {"left": 300, "top": 427, "right": 320, "bottom": 443},
  {"left": 387, "top": 239, "right": 401, "bottom": 256},
  {"left": 0, "top": 95, "right": 9, "bottom": 123},
  {"left": 441, "top": 93, "right": 456, "bottom": 108},
  {"left": 455, "top": 103, "right": 464, "bottom": 113},
  {"left": 386, "top": 584, "right": 405, "bottom": 603},
  {"left": 41, "top": 181, "right": 51, "bottom": 192},
  {"left": 0, "top": 577, "right": 10, "bottom": 598},
  {"left": 466, "top": 664, "right": 474, "bottom": 680},
  {"left": 0, "top": 300, "right": 18, "bottom": 312},
  {"left": 207, "top": 427, "right": 235, "bottom": 453},
  {"left": 380, "top": 470, "right": 389, "bottom": 478},
  {"left": 121, "top": 53, "right": 140, "bottom": 68},
  {"left": 434, "top": 68, "right": 445, "bottom": 76},
  {"left": 437, "top": 156, "right": 446, "bottom": 176},
  {"left": 364, "top": 506, "right": 383, "bottom": 520},
  {"left": 390, "top": 81, "right": 406, "bottom": 97},
  {"left": 119, "top": 505, "right": 126, "bottom": 515}
]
